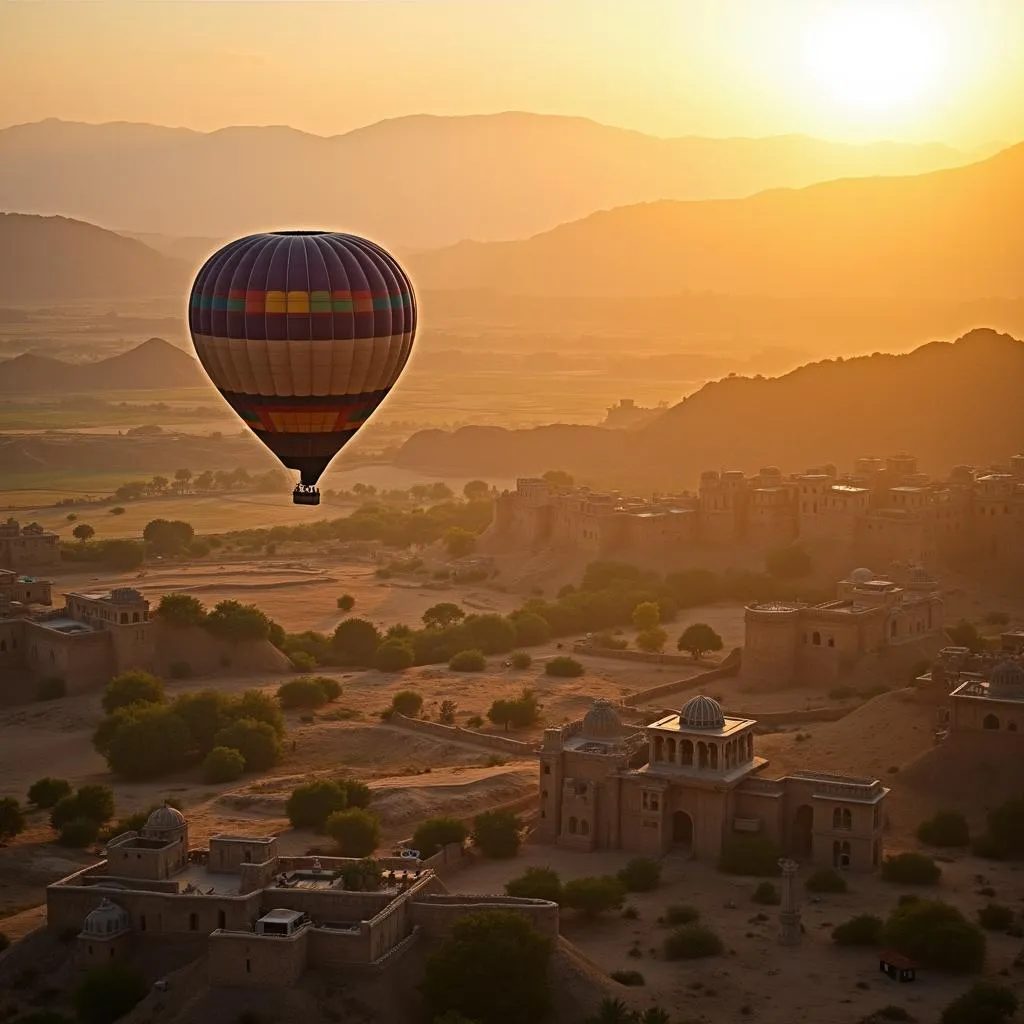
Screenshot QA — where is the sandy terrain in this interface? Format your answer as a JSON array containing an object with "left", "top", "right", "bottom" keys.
[{"left": 451, "top": 843, "right": 1024, "bottom": 1024}]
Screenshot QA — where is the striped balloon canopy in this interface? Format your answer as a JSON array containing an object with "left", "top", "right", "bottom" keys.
[{"left": 188, "top": 231, "right": 416, "bottom": 500}]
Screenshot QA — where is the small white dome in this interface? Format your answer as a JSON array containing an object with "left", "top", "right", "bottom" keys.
[
  {"left": 83, "top": 898, "right": 130, "bottom": 936},
  {"left": 679, "top": 695, "right": 725, "bottom": 730},
  {"left": 989, "top": 660, "right": 1024, "bottom": 698},
  {"left": 581, "top": 699, "right": 623, "bottom": 739},
  {"left": 145, "top": 803, "right": 186, "bottom": 830},
  {"left": 849, "top": 567, "right": 874, "bottom": 583}
]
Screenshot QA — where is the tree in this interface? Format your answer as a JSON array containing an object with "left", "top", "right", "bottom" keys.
[
  {"left": 451, "top": 649, "right": 487, "bottom": 672},
  {"left": 102, "top": 670, "right": 165, "bottom": 714},
  {"left": 389, "top": 690, "right": 424, "bottom": 718},
  {"left": 947, "top": 619, "right": 985, "bottom": 653},
  {"left": 286, "top": 779, "right": 347, "bottom": 830},
  {"left": 511, "top": 612, "right": 551, "bottom": 647},
  {"left": 337, "top": 777, "right": 372, "bottom": 810},
  {"left": 881, "top": 852, "right": 942, "bottom": 885},
  {"left": 510, "top": 650, "right": 532, "bottom": 669},
  {"left": 766, "top": 544, "right": 812, "bottom": 580},
  {"left": 677, "top": 623, "right": 724, "bottom": 659},
  {"left": 155, "top": 593, "right": 207, "bottom": 628},
  {"left": 881, "top": 899, "right": 986, "bottom": 972},
  {"left": 171, "top": 689, "right": 234, "bottom": 756},
  {"left": 635, "top": 627, "right": 667, "bottom": 653},
  {"left": 617, "top": 857, "right": 662, "bottom": 893},
  {"left": 562, "top": 876, "right": 626, "bottom": 918},
  {"left": 204, "top": 600, "right": 274, "bottom": 642},
  {"left": 423, "top": 602, "right": 466, "bottom": 629},
  {"left": 277, "top": 677, "right": 332, "bottom": 709},
  {"left": 49, "top": 785, "right": 115, "bottom": 830},
  {"left": 420, "top": 910, "right": 553, "bottom": 1024},
  {"left": 462, "top": 614, "right": 517, "bottom": 654},
  {"left": 142, "top": 517, "right": 195, "bottom": 555},
  {"left": 59, "top": 816, "right": 101, "bottom": 848},
  {"left": 413, "top": 817, "right": 468, "bottom": 858},
  {"left": 545, "top": 656, "right": 584, "bottom": 677},
  {"left": 832, "top": 914, "right": 883, "bottom": 946},
  {"left": 663, "top": 923, "right": 723, "bottom": 960},
  {"left": 463, "top": 480, "right": 490, "bottom": 501},
  {"left": 505, "top": 866, "right": 563, "bottom": 904},
  {"left": 918, "top": 810, "right": 970, "bottom": 847},
  {"left": 106, "top": 706, "right": 192, "bottom": 780},
  {"left": 0, "top": 797, "right": 25, "bottom": 842},
  {"left": 325, "top": 807, "right": 380, "bottom": 856},
  {"left": 73, "top": 962, "right": 148, "bottom": 1024},
  {"left": 337, "top": 593, "right": 355, "bottom": 612},
  {"left": 979, "top": 795, "right": 1024, "bottom": 858},
  {"left": 27, "top": 777, "right": 72, "bottom": 809},
  {"left": 941, "top": 983, "right": 1018, "bottom": 1024},
  {"left": 472, "top": 809, "right": 521, "bottom": 858},
  {"left": 375, "top": 640, "right": 415, "bottom": 672},
  {"left": 631, "top": 601, "right": 660, "bottom": 632},
  {"left": 213, "top": 719, "right": 281, "bottom": 772},
  {"left": 72, "top": 523, "right": 95, "bottom": 543},
  {"left": 332, "top": 617, "right": 383, "bottom": 666},
  {"left": 439, "top": 699, "right": 458, "bottom": 724},
  {"left": 174, "top": 467, "right": 193, "bottom": 493},
  {"left": 444, "top": 527, "right": 476, "bottom": 558},
  {"left": 202, "top": 746, "right": 245, "bottom": 784},
  {"left": 231, "top": 688, "right": 286, "bottom": 738}
]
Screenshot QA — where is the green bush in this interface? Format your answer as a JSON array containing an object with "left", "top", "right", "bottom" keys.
[
  {"left": 101, "top": 670, "right": 165, "bottom": 713},
  {"left": 487, "top": 689, "right": 541, "bottom": 731},
  {"left": 940, "top": 982, "right": 1018, "bottom": 1024},
  {"left": 73, "top": 961, "right": 148, "bottom": 1024},
  {"left": 213, "top": 718, "right": 282, "bottom": 772},
  {"left": 0, "top": 797, "right": 26, "bottom": 842},
  {"left": 337, "top": 594, "right": 355, "bottom": 612},
  {"left": 832, "top": 914, "right": 884, "bottom": 946},
  {"left": 105, "top": 706, "right": 192, "bottom": 780},
  {"left": 472, "top": 809, "right": 521, "bottom": 858},
  {"left": 390, "top": 690, "right": 424, "bottom": 718},
  {"left": 510, "top": 650, "right": 532, "bottom": 670},
  {"left": 413, "top": 817, "right": 468, "bottom": 859},
  {"left": 286, "top": 780, "right": 347, "bottom": 831},
  {"left": 337, "top": 777, "right": 372, "bottom": 810},
  {"left": 662, "top": 904, "right": 700, "bottom": 927},
  {"left": 881, "top": 852, "right": 941, "bottom": 886},
  {"left": 663, "top": 924, "right": 723, "bottom": 960},
  {"left": 59, "top": 816, "right": 101, "bottom": 848},
  {"left": 806, "top": 867, "right": 848, "bottom": 893},
  {"left": 562, "top": 876, "right": 626, "bottom": 918},
  {"left": 917, "top": 810, "right": 970, "bottom": 848},
  {"left": 505, "top": 866, "right": 563, "bottom": 904},
  {"left": 881, "top": 899, "right": 986, "bottom": 973},
  {"left": 717, "top": 837, "right": 782, "bottom": 876},
  {"left": 375, "top": 640, "right": 415, "bottom": 672},
  {"left": 449, "top": 649, "right": 487, "bottom": 672},
  {"left": 544, "top": 656, "right": 583, "bottom": 677},
  {"left": 977, "top": 903, "right": 1015, "bottom": 932},
  {"left": 277, "top": 677, "right": 332, "bottom": 709},
  {"left": 617, "top": 857, "right": 662, "bottom": 892},
  {"left": 202, "top": 746, "right": 246, "bottom": 784},
  {"left": 156, "top": 593, "right": 207, "bottom": 628},
  {"left": 50, "top": 785, "right": 115, "bottom": 830},
  {"left": 27, "top": 777, "right": 72, "bottom": 809},
  {"left": 610, "top": 970, "right": 645, "bottom": 986},
  {"left": 752, "top": 881, "right": 781, "bottom": 905},
  {"left": 325, "top": 808, "right": 380, "bottom": 857}
]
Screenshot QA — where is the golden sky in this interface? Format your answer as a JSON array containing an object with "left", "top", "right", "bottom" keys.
[{"left": 1, "top": 0, "right": 1021, "bottom": 145}]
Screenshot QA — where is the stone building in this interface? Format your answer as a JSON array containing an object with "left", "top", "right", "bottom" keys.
[
  {"left": 742, "top": 567, "right": 943, "bottom": 688},
  {"left": 0, "top": 518, "right": 60, "bottom": 572},
  {"left": 947, "top": 659, "right": 1024, "bottom": 735},
  {"left": 537, "top": 696, "right": 888, "bottom": 873},
  {"left": 48, "top": 806, "right": 558, "bottom": 987}
]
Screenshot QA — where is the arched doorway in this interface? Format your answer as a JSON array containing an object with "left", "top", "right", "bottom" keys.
[
  {"left": 671, "top": 811, "right": 693, "bottom": 851},
  {"left": 792, "top": 805, "right": 813, "bottom": 858},
  {"left": 983, "top": 714, "right": 1000, "bottom": 730}
]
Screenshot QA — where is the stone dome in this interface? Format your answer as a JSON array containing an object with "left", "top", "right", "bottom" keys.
[
  {"left": 679, "top": 695, "right": 725, "bottom": 731},
  {"left": 83, "top": 898, "right": 130, "bottom": 936},
  {"left": 849, "top": 567, "right": 874, "bottom": 584},
  {"left": 145, "top": 803, "right": 186, "bottom": 831},
  {"left": 988, "top": 660, "right": 1024, "bottom": 698},
  {"left": 582, "top": 699, "right": 623, "bottom": 738}
]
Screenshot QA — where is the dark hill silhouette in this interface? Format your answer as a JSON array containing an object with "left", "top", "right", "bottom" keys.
[
  {"left": 0, "top": 114, "right": 981, "bottom": 251},
  {"left": 395, "top": 329, "right": 1024, "bottom": 486},
  {"left": 0, "top": 337, "right": 206, "bottom": 393},
  {"left": 0, "top": 213, "right": 189, "bottom": 300},
  {"left": 411, "top": 143, "right": 1024, "bottom": 298}
]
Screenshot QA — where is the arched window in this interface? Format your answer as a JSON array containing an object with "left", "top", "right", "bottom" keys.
[
  {"left": 832, "top": 807, "right": 842, "bottom": 829},
  {"left": 681, "top": 740, "right": 694, "bottom": 766},
  {"left": 568, "top": 816, "right": 578, "bottom": 835},
  {"left": 667, "top": 738, "right": 677, "bottom": 763},
  {"left": 812, "top": 631, "right": 821, "bottom": 646},
  {"left": 827, "top": 637, "right": 835, "bottom": 648},
  {"left": 842, "top": 808, "right": 852, "bottom": 830},
  {"left": 580, "top": 819, "right": 590, "bottom": 836},
  {"left": 983, "top": 714, "right": 1000, "bottom": 730}
]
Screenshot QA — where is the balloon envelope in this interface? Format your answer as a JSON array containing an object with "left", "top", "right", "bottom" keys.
[{"left": 188, "top": 231, "right": 417, "bottom": 486}]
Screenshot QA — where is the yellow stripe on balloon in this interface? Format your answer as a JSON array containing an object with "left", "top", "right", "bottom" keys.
[
  {"left": 287, "top": 291, "right": 310, "bottom": 313},
  {"left": 265, "top": 291, "right": 287, "bottom": 314}
]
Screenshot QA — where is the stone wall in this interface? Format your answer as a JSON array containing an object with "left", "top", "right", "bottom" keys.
[
  {"left": 208, "top": 927, "right": 309, "bottom": 987},
  {"left": 409, "top": 895, "right": 558, "bottom": 939},
  {"left": 389, "top": 713, "right": 535, "bottom": 756},
  {"left": 623, "top": 653, "right": 741, "bottom": 706},
  {"left": 238, "top": 858, "right": 279, "bottom": 895}
]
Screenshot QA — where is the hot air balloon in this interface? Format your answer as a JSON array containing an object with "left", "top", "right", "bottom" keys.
[{"left": 188, "top": 231, "right": 417, "bottom": 506}]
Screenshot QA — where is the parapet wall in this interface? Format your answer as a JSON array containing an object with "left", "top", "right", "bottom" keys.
[
  {"left": 389, "top": 713, "right": 536, "bottom": 756},
  {"left": 409, "top": 895, "right": 558, "bottom": 939},
  {"left": 622, "top": 652, "right": 742, "bottom": 706}
]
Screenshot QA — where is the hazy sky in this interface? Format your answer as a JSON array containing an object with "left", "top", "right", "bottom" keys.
[{"left": 1, "top": 0, "right": 1021, "bottom": 145}]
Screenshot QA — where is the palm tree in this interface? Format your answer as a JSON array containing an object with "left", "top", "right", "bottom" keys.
[
  {"left": 639, "top": 1009, "right": 672, "bottom": 1024},
  {"left": 584, "top": 998, "right": 637, "bottom": 1024}
]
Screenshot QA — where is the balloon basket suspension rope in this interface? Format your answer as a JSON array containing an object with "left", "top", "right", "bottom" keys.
[{"left": 293, "top": 483, "right": 320, "bottom": 506}]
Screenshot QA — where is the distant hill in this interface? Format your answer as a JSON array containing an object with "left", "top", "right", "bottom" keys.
[
  {"left": 0, "top": 114, "right": 984, "bottom": 252},
  {"left": 0, "top": 213, "right": 189, "bottom": 300},
  {"left": 0, "top": 336, "right": 206, "bottom": 392},
  {"left": 411, "top": 143, "right": 1024, "bottom": 299},
  {"left": 395, "top": 329, "right": 1024, "bottom": 486}
]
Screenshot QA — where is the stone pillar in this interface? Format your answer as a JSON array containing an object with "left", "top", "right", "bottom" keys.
[{"left": 778, "top": 858, "right": 802, "bottom": 946}]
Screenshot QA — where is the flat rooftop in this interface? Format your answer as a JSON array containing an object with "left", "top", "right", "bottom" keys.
[
  {"left": 648, "top": 712, "right": 753, "bottom": 739},
  {"left": 35, "top": 617, "right": 94, "bottom": 634}
]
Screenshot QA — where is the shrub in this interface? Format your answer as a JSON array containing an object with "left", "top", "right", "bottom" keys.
[
  {"left": 202, "top": 746, "right": 245, "bottom": 784},
  {"left": 0, "top": 797, "right": 26, "bottom": 842},
  {"left": 676, "top": 622, "right": 724, "bottom": 659},
  {"left": 717, "top": 837, "right": 782, "bottom": 876},
  {"left": 881, "top": 899, "right": 986, "bottom": 972},
  {"left": 832, "top": 914, "right": 884, "bottom": 946},
  {"left": 331, "top": 617, "right": 383, "bottom": 666},
  {"left": 337, "top": 777, "right": 372, "bottom": 810},
  {"left": 881, "top": 852, "right": 941, "bottom": 886},
  {"left": 413, "top": 817, "right": 468, "bottom": 859},
  {"left": 27, "top": 777, "right": 72, "bottom": 809},
  {"left": 806, "top": 867, "right": 848, "bottom": 893},
  {"left": 73, "top": 962, "right": 148, "bottom": 1024},
  {"left": 562, "top": 876, "right": 626, "bottom": 918},
  {"left": 505, "top": 866, "right": 563, "bottom": 903},
  {"left": 105, "top": 706, "right": 192, "bottom": 780},
  {"left": 102, "top": 670, "right": 165, "bottom": 714},
  {"left": 752, "top": 881, "right": 781, "bottom": 906},
  {"left": 422, "top": 602, "right": 465, "bottom": 629},
  {"left": 277, "top": 677, "right": 332, "bottom": 709},
  {"left": 917, "top": 811, "right": 970, "bottom": 848},
  {"left": 487, "top": 689, "right": 541, "bottom": 731},
  {"left": 635, "top": 627, "right": 668, "bottom": 653},
  {"left": 289, "top": 651, "right": 317, "bottom": 672},
  {"left": 978, "top": 795, "right": 1024, "bottom": 859},
  {"left": 510, "top": 650, "right": 532, "bottom": 670},
  {"left": 449, "top": 649, "right": 487, "bottom": 672},
  {"left": 59, "top": 816, "right": 101, "bottom": 848},
  {"left": 512, "top": 612, "right": 551, "bottom": 647},
  {"left": 438, "top": 699, "right": 457, "bottom": 724},
  {"left": 337, "top": 594, "right": 355, "bottom": 612},
  {"left": 390, "top": 690, "right": 424, "bottom": 718},
  {"left": 940, "top": 982, "right": 1018, "bottom": 1024},
  {"left": 466, "top": 715, "right": 484, "bottom": 728},
  {"left": 664, "top": 924, "right": 723, "bottom": 960},
  {"left": 617, "top": 857, "right": 662, "bottom": 893},
  {"left": 213, "top": 718, "right": 282, "bottom": 772},
  {"left": 50, "top": 785, "right": 115, "bottom": 830},
  {"left": 977, "top": 903, "right": 1015, "bottom": 932},
  {"left": 376, "top": 640, "right": 415, "bottom": 672},
  {"left": 610, "top": 970, "right": 645, "bottom": 986},
  {"left": 662, "top": 904, "right": 700, "bottom": 927},
  {"left": 472, "top": 809, "right": 521, "bottom": 858},
  {"left": 544, "top": 656, "right": 584, "bottom": 677},
  {"left": 155, "top": 593, "right": 207, "bottom": 628},
  {"left": 287, "top": 780, "right": 347, "bottom": 830},
  {"left": 36, "top": 677, "right": 66, "bottom": 701},
  {"left": 325, "top": 808, "right": 380, "bottom": 857}
]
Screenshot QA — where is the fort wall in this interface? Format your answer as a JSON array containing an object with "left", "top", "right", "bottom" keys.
[
  {"left": 389, "top": 713, "right": 535, "bottom": 756},
  {"left": 409, "top": 895, "right": 558, "bottom": 939}
]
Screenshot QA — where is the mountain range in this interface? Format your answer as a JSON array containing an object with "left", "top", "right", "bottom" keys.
[
  {"left": 394, "top": 329, "right": 1024, "bottom": 487},
  {"left": 0, "top": 114, "right": 989, "bottom": 250},
  {"left": 0, "top": 336, "right": 204, "bottom": 392},
  {"left": 410, "top": 142, "right": 1024, "bottom": 298}
]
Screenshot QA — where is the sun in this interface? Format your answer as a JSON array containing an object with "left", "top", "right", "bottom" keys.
[{"left": 802, "top": 4, "right": 948, "bottom": 119}]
